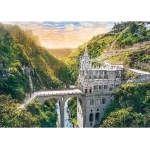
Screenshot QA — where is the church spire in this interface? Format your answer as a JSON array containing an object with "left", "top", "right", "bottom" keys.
[{"left": 84, "top": 43, "right": 88, "bottom": 56}]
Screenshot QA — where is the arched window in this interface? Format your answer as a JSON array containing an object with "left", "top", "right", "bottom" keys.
[
  {"left": 95, "top": 113, "right": 100, "bottom": 121},
  {"left": 92, "top": 98, "right": 94, "bottom": 105},
  {"left": 116, "top": 71, "right": 120, "bottom": 78},
  {"left": 94, "top": 85, "right": 97, "bottom": 90},
  {"left": 89, "top": 113, "right": 93, "bottom": 122},
  {"left": 104, "top": 72, "right": 108, "bottom": 79},
  {"left": 89, "top": 76, "right": 92, "bottom": 79},
  {"left": 89, "top": 88, "right": 92, "bottom": 93},
  {"left": 90, "top": 99, "right": 92, "bottom": 105},
  {"left": 90, "top": 98, "right": 94, "bottom": 105},
  {"left": 104, "top": 84, "right": 107, "bottom": 89},
  {"left": 85, "top": 88, "right": 87, "bottom": 93},
  {"left": 118, "top": 72, "right": 121, "bottom": 78},
  {"left": 99, "top": 74, "right": 103, "bottom": 79},
  {"left": 94, "top": 75, "right": 97, "bottom": 79},
  {"left": 99, "top": 84, "right": 102, "bottom": 89},
  {"left": 109, "top": 84, "right": 113, "bottom": 91},
  {"left": 102, "top": 97, "right": 106, "bottom": 104}
]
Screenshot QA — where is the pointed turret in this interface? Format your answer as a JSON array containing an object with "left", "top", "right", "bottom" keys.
[
  {"left": 84, "top": 43, "right": 89, "bottom": 57},
  {"left": 79, "top": 43, "right": 92, "bottom": 70}
]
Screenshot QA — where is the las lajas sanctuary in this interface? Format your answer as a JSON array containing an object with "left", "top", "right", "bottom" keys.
[{"left": 77, "top": 45, "right": 123, "bottom": 127}]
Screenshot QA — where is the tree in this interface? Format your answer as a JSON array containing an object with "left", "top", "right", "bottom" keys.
[{"left": 0, "top": 95, "right": 39, "bottom": 127}]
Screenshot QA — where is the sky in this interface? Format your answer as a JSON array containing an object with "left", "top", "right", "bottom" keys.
[{"left": 2, "top": 21, "right": 116, "bottom": 48}]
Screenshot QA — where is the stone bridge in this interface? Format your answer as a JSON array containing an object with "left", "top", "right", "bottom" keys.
[{"left": 19, "top": 89, "right": 85, "bottom": 127}]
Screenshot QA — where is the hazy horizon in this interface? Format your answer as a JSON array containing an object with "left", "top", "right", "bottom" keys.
[{"left": 1, "top": 21, "right": 118, "bottom": 49}]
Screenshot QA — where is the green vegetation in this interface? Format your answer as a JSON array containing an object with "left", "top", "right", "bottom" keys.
[
  {"left": 123, "top": 69, "right": 139, "bottom": 80},
  {"left": 100, "top": 107, "right": 149, "bottom": 127},
  {"left": 0, "top": 23, "right": 72, "bottom": 102},
  {"left": 128, "top": 49, "right": 150, "bottom": 72},
  {"left": 100, "top": 82, "right": 150, "bottom": 127},
  {"left": 0, "top": 95, "right": 40, "bottom": 127},
  {"left": 47, "top": 48, "right": 72, "bottom": 60},
  {"left": 68, "top": 97, "right": 77, "bottom": 127},
  {"left": 26, "top": 99, "right": 57, "bottom": 127},
  {"left": 114, "top": 22, "right": 150, "bottom": 48},
  {"left": 112, "top": 21, "right": 131, "bottom": 33},
  {"left": 107, "top": 50, "right": 132, "bottom": 64},
  {"left": 0, "top": 95, "right": 57, "bottom": 127}
]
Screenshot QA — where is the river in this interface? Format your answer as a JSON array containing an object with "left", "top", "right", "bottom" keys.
[{"left": 55, "top": 98, "right": 73, "bottom": 128}]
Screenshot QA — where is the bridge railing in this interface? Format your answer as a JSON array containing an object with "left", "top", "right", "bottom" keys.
[
  {"left": 34, "top": 88, "right": 78, "bottom": 93},
  {"left": 35, "top": 91, "right": 84, "bottom": 96}
]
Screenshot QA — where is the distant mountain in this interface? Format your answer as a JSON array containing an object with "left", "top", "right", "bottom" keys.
[{"left": 47, "top": 48, "right": 72, "bottom": 60}]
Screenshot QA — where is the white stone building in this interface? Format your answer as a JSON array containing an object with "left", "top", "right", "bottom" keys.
[{"left": 77, "top": 46, "right": 123, "bottom": 127}]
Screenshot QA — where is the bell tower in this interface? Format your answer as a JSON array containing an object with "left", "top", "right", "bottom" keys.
[{"left": 80, "top": 43, "right": 92, "bottom": 70}]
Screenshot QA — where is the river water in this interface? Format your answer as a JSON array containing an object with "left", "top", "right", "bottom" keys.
[{"left": 55, "top": 98, "right": 73, "bottom": 128}]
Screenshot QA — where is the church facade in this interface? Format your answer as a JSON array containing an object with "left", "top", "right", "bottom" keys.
[{"left": 77, "top": 46, "right": 123, "bottom": 127}]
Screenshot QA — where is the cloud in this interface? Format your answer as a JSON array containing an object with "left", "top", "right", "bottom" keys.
[
  {"left": 65, "top": 24, "right": 75, "bottom": 31},
  {"left": 0, "top": 21, "right": 116, "bottom": 48}
]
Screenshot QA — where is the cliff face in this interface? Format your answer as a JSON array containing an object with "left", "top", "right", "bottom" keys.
[{"left": 0, "top": 23, "right": 71, "bottom": 102}]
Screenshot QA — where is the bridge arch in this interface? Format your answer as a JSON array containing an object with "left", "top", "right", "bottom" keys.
[
  {"left": 19, "top": 87, "right": 90, "bottom": 128},
  {"left": 21, "top": 89, "right": 85, "bottom": 128},
  {"left": 63, "top": 95, "right": 85, "bottom": 128}
]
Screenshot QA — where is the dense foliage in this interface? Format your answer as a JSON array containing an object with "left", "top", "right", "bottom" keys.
[
  {"left": 128, "top": 49, "right": 150, "bottom": 72},
  {"left": 68, "top": 97, "right": 77, "bottom": 126},
  {"left": 0, "top": 95, "right": 57, "bottom": 127},
  {"left": 100, "top": 82, "right": 150, "bottom": 127},
  {"left": 112, "top": 21, "right": 131, "bottom": 33},
  {"left": 0, "top": 95, "right": 40, "bottom": 127},
  {"left": 123, "top": 69, "right": 139, "bottom": 81},
  {"left": 115, "top": 22, "right": 150, "bottom": 48},
  {"left": 26, "top": 99, "right": 57, "bottom": 127}
]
